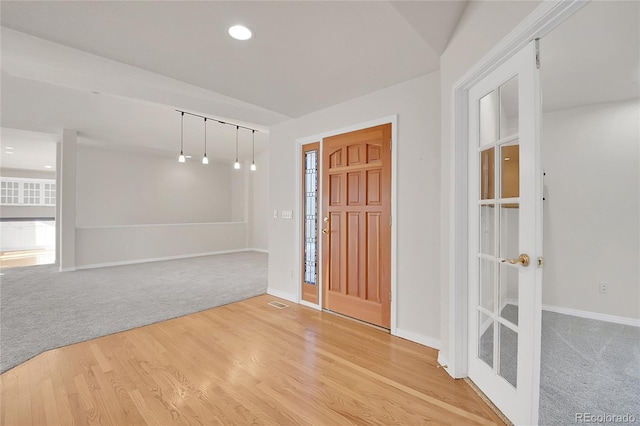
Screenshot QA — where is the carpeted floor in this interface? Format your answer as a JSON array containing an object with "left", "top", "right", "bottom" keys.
[
  {"left": 479, "top": 305, "right": 640, "bottom": 425},
  {"left": 0, "top": 251, "right": 267, "bottom": 373}
]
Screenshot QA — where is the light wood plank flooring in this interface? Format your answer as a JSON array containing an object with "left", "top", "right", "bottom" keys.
[{"left": 1, "top": 295, "right": 504, "bottom": 425}]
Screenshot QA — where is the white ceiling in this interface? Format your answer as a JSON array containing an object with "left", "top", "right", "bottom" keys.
[
  {"left": 0, "top": 1, "right": 637, "bottom": 172},
  {"left": 0, "top": 0, "right": 464, "bottom": 118},
  {"left": 0, "top": 0, "right": 467, "bottom": 170},
  {"left": 0, "top": 129, "right": 57, "bottom": 172},
  {"left": 541, "top": 0, "right": 639, "bottom": 112}
]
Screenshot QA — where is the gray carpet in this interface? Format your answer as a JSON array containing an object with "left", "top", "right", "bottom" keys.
[
  {"left": 539, "top": 311, "right": 640, "bottom": 425},
  {"left": 0, "top": 251, "right": 267, "bottom": 373},
  {"left": 480, "top": 306, "right": 640, "bottom": 425}
]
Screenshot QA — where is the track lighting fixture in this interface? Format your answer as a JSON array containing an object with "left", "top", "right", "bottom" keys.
[
  {"left": 178, "top": 112, "right": 185, "bottom": 163},
  {"left": 175, "top": 110, "right": 260, "bottom": 168},
  {"left": 250, "top": 130, "right": 257, "bottom": 171},
  {"left": 202, "top": 118, "right": 209, "bottom": 165},
  {"left": 234, "top": 126, "right": 241, "bottom": 170}
]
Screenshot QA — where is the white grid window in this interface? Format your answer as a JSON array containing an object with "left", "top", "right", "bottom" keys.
[
  {"left": 1, "top": 181, "right": 20, "bottom": 204},
  {"left": 23, "top": 182, "right": 41, "bottom": 205},
  {"left": 0, "top": 178, "right": 55, "bottom": 206},
  {"left": 43, "top": 183, "right": 56, "bottom": 205}
]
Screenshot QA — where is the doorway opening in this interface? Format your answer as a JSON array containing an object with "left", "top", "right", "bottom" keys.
[{"left": 0, "top": 129, "right": 57, "bottom": 269}]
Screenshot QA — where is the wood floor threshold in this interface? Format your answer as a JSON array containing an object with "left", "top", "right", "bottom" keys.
[{"left": 1, "top": 295, "right": 505, "bottom": 425}]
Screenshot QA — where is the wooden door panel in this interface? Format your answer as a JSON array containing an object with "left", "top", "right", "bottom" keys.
[
  {"left": 347, "top": 172, "right": 362, "bottom": 205},
  {"left": 329, "top": 212, "right": 342, "bottom": 292},
  {"left": 322, "top": 123, "right": 391, "bottom": 328},
  {"left": 366, "top": 212, "right": 381, "bottom": 302},
  {"left": 346, "top": 211, "right": 362, "bottom": 296},
  {"left": 367, "top": 144, "right": 381, "bottom": 164},
  {"left": 347, "top": 145, "right": 362, "bottom": 166},
  {"left": 367, "top": 170, "right": 382, "bottom": 205},
  {"left": 329, "top": 175, "right": 342, "bottom": 206}
]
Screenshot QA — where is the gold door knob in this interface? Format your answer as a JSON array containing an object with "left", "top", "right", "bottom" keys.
[
  {"left": 502, "top": 254, "right": 530, "bottom": 267},
  {"left": 322, "top": 228, "right": 329, "bottom": 234},
  {"left": 324, "top": 217, "right": 329, "bottom": 223}
]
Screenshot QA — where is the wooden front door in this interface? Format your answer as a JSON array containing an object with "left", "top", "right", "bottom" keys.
[{"left": 322, "top": 123, "right": 391, "bottom": 328}]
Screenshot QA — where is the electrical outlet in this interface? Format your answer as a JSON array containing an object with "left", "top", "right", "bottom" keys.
[
  {"left": 599, "top": 282, "right": 608, "bottom": 294},
  {"left": 273, "top": 209, "right": 278, "bottom": 219}
]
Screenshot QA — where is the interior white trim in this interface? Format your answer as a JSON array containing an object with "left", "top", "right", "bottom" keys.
[
  {"left": 543, "top": 304, "right": 640, "bottom": 328},
  {"left": 299, "top": 299, "right": 322, "bottom": 311},
  {"left": 266, "top": 287, "right": 298, "bottom": 303},
  {"left": 77, "top": 221, "right": 247, "bottom": 230},
  {"left": 437, "top": 353, "right": 449, "bottom": 370},
  {"left": 248, "top": 248, "right": 269, "bottom": 254},
  {"left": 395, "top": 328, "right": 441, "bottom": 350},
  {"left": 75, "top": 248, "right": 260, "bottom": 270},
  {"left": 447, "top": 0, "right": 590, "bottom": 380},
  {"left": 295, "top": 115, "right": 399, "bottom": 335}
]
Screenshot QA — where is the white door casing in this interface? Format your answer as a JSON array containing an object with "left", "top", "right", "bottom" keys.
[{"left": 467, "top": 40, "right": 542, "bottom": 425}]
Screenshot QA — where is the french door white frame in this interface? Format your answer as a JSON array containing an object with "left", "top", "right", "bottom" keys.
[{"left": 445, "top": 0, "right": 589, "bottom": 415}]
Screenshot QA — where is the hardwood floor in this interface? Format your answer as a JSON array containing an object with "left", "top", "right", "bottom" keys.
[
  {"left": 0, "top": 249, "right": 55, "bottom": 269},
  {"left": 1, "top": 295, "right": 504, "bottom": 425}
]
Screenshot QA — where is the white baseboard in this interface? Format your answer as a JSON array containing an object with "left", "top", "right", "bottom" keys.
[
  {"left": 437, "top": 353, "right": 457, "bottom": 378},
  {"left": 299, "top": 299, "right": 322, "bottom": 311},
  {"left": 59, "top": 267, "right": 77, "bottom": 272},
  {"left": 75, "top": 249, "right": 250, "bottom": 271},
  {"left": 266, "top": 287, "right": 297, "bottom": 303},
  {"left": 248, "top": 248, "right": 269, "bottom": 254},
  {"left": 543, "top": 304, "right": 640, "bottom": 327},
  {"left": 394, "top": 328, "right": 441, "bottom": 350}
]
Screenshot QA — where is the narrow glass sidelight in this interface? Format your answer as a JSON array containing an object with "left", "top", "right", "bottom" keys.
[{"left": 303, "top": 148, "right": 319, "bottom": 286}]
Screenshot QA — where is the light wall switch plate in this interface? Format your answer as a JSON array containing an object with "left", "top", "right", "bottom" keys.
[
  {"left": 282, "top": 210, "right": 293, "bottom": 219},
  {"left": 273, "top": 209, "right": 278, "bottom": 219}
]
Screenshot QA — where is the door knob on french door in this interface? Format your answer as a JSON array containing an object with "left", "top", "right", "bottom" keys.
[
  {"left": 502, "top": 254, "right": 530, "bottom": 267},
  {"left": 322, "top": 228, "right": 329, "bottom": 234}
]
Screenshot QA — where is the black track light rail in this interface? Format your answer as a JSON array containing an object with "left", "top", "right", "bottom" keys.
[{"left": 175, "top": 110, "right": 260, "bottom": 133}]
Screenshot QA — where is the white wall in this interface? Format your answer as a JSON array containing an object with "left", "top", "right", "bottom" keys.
[
  {"left": 76, "top": 146, "right": 236, "bottom": 226},
  {"left": 542, "top": 99, "right": 640, "bottom": 319},
  {"left": 74, "top": 145, "right": 251, "bottom": 268},
  {"left": 250, "top": 149, "right": 269, "bottom": 251},
  {"left": 268, "top": 73, "right": 441, "bottom": 346},
  {"left": 438, "top": 0, "right": 542, "bottom": 366}
]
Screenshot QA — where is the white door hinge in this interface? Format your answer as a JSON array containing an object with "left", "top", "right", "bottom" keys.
[{"left": 535, "top": 38, "right": 541, "bottom": 69}]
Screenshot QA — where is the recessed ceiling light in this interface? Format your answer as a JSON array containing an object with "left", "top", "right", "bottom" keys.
[
  {"left": 5, "top": 151, "right": 14, "bottom": 154},
  {"left": 5, "top": 147, "right": 14, "bottom": 150},
  {"left": 45, "top": 165, "right": 53, "bottom": 169},
  {"left": 228, "top": 25, "right": 252, "bottom": 41},
  {"left": 185, "top": 155, "right": 192, "bottom": 159}
]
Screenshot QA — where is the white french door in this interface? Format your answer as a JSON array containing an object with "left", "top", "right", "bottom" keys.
[{"left": 467, "top": 40, "right": 543, "bottom": 425}]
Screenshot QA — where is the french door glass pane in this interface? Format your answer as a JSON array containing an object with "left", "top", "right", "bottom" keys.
[
  {"left": 478, "top": 311, "right": 494, "bottom": 369},
  {"left": 500, "top": 204, "right": 519, "bottom": 260},
  {"left": 498, "top": 323, "right": 518, "bottom": 388},
  {"left": 501, "top": 143, "right": 520, "bottom": 199},
  {"left": 480, "top": 204, "right": 495, "bottom": 256},
  {"left": 480, "top": 148, "right": 495, "bottom": 200},
  {"left": 499, "top": 76, "right": 519, "bottom": 138},
  {"left": 480, "top": 91, "right": 497, "bottom": 146},
  {"left": 499, "top": 263, "right": 519, "bottom": 326},
  {"left": 479, "top": 258, "right": 495, "bottom": 311}
]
